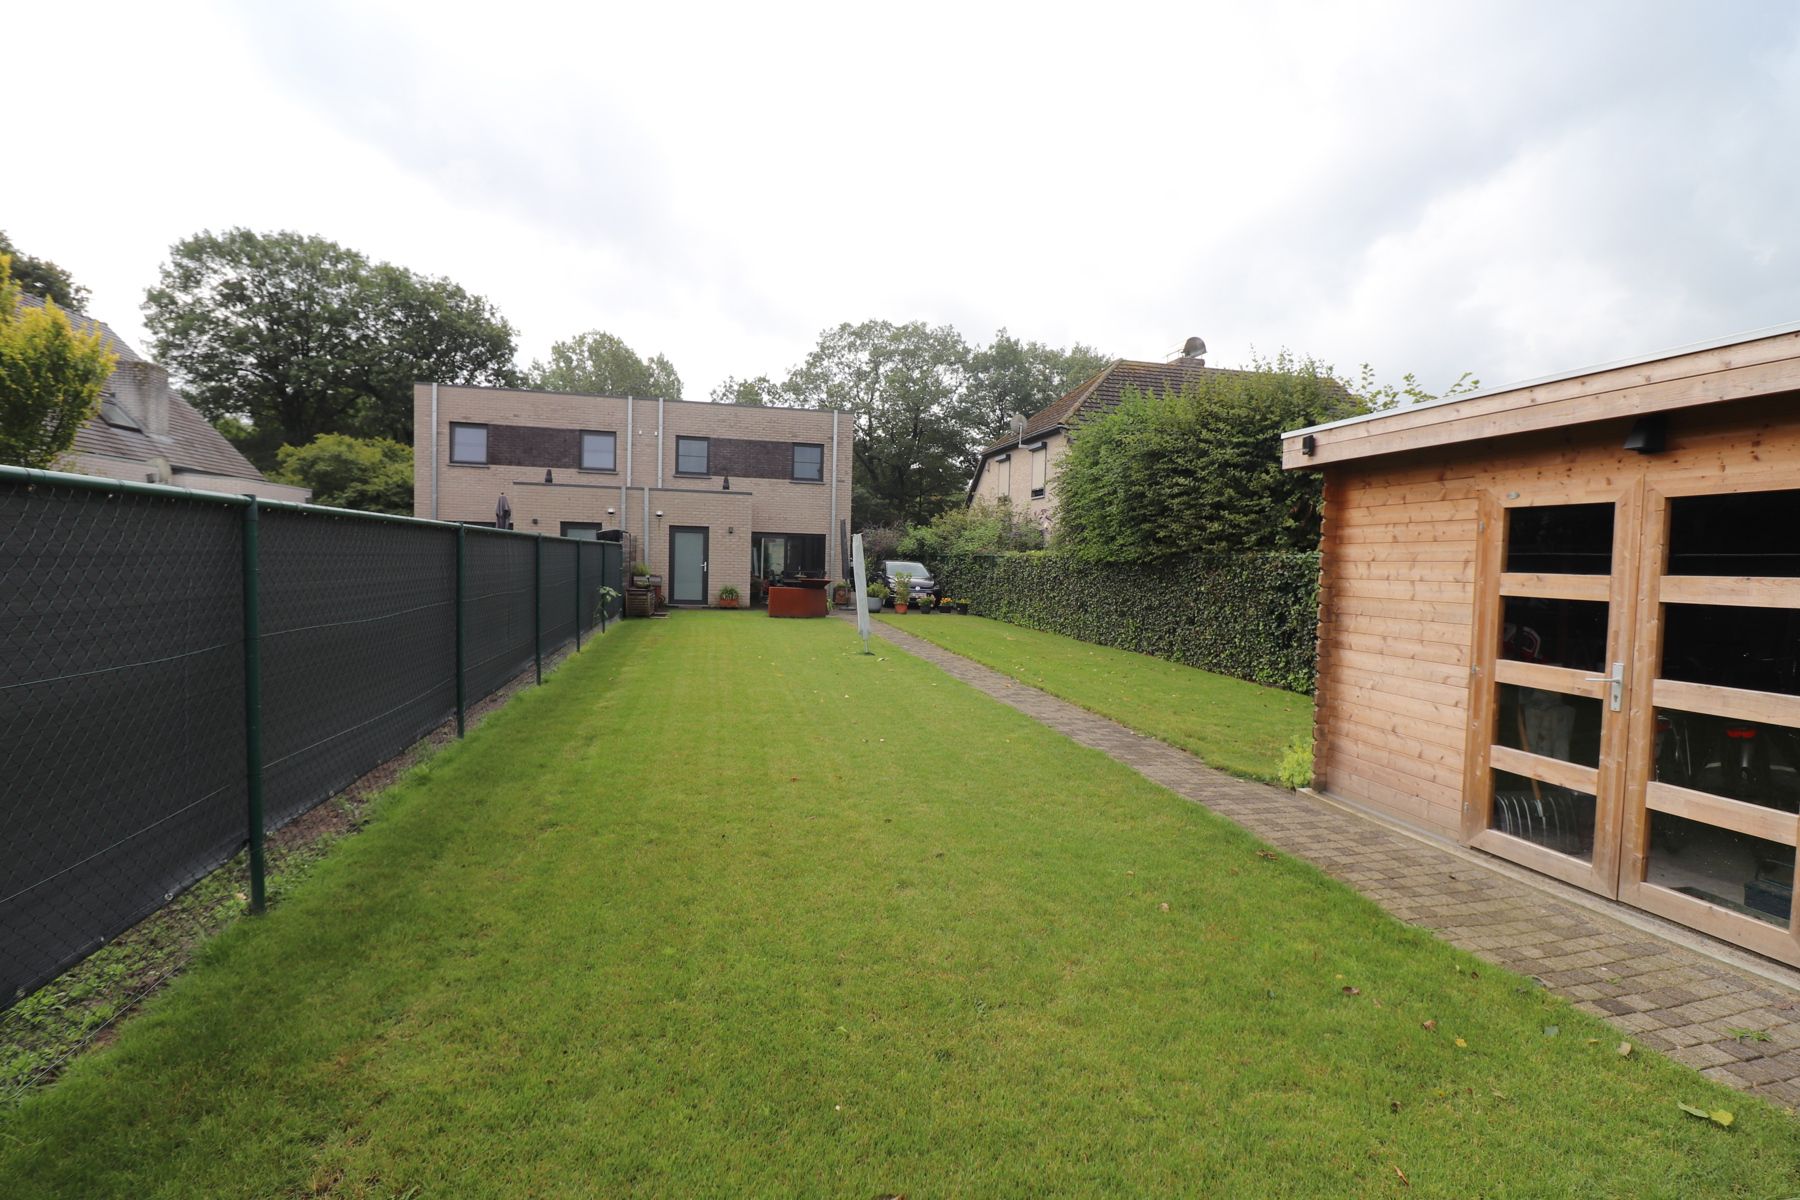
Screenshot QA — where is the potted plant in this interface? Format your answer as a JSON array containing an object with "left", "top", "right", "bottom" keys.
[
  {"left": 630, "top": 562, "right": 651, "bottom": 585},
  {"left": 865, "top": 581, "right": 888, "bottom": 612},
  {"left": 832, "top": 579, "right": 853, "bottom": 608},
  {"left": 717, "top": 585, "right": 741, "bottom": 609},
  {"left": 892, "top": 572, "right": 912, "bottom": 614}
]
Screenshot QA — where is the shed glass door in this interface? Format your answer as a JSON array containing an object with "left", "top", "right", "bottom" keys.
[
  {"left": 1618, "top": 484, "right": 1800, "bottom": 963},
  {"left": 1468, "top": 489, "right": 1641, "bottom": 896}
]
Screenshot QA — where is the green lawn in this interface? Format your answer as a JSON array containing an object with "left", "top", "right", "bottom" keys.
[
  {"left": 2, "top": 613, "right": 1793, "bottom": 1198},
  {"left": 877, "top": 612, "right": 1313, "bottom": 782}
]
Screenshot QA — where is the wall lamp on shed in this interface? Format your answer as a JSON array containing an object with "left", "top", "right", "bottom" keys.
[
  {"left": 1623, "top": 414, "right": 1667, "bottom": 454},
  {"left": 1300, "top": 434, "right": 1317, "bottom": 457}
]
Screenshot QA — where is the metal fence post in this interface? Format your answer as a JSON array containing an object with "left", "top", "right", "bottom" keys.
[
  {"left": 573, "top": 540, "right": 583, "bottom": 652},
  {"left": 533, "top": 534, "right": 543, "bottom": 685},
  {"left": 455, "top": 525, "right": 467, "bottom": 737},
  {"left": 242, "top": 498, "right": 267, "bottom": 915}
]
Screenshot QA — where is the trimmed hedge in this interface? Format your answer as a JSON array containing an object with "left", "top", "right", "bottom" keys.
[{"left": 941, "top": 551, "right": 1320, "bottom": 694}]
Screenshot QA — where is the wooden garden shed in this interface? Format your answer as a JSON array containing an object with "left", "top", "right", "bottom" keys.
[{"left": 1282, "top": 326, "right": 1800, "bottom": 965}]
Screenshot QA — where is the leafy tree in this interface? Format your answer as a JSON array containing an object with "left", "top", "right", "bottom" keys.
[
  {"left": 0, "top": 255, "right": 116, "bottom": 468},
  {"left": 527, "top": 330, "right": 682, "bottom": 400},
  {"left": 966, "top": 329, "right": 1110, "bottom": 439},
  {"left": 0, "top": 231, "right": 89, "bottom": 311},
  {"left": 142, "top": 228, "right": 519, "bottom": 469},
  {"left": 1054, "top": 355, "right": 1367, "bottom": 561},
  {"left": 782, "top": 320, "right": 980, "bottom": 527},
  {"left": 709, "top": 374, "right": 781, "bottom": 406},
  {"left": 897, "top": 498, "right": 1046, "bottom": 567},
  {"left": 273, "top": 433, "right": 413, "bottom": 514}
]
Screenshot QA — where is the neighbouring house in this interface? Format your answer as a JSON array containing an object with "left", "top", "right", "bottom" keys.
[
  {"left": 1283, "top": 323, "right": 1800, "bottom": 967},
  {"left": 967, "top": 342, "right": 1244, "bottom": 528},
  {"left": 14, "top": 295, "right": 308, "bottom": 501},
  {"left": 414, "top": 383, "right": 852, "bottom": 607}
]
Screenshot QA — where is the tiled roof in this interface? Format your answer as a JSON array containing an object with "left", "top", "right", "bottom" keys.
[
  {"left": 16, "top": 293, "right": 267, "bottom": 481},
  {"left": 978, "top": 358, "right": 1257, "bottom": 455},
  {"left": 18, "top": 292, "right": 144, "bottom": 363}
]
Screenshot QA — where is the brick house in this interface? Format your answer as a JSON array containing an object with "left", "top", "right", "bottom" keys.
[
  {"left": 967, "top": 352, "right": 1253, "bottom": 529},
  {"left": 413, "top": 383, "right": 852, "bottom": 607}
]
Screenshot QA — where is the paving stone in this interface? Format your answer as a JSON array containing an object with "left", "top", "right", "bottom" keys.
[{"left": 862, "top": 618, "right": 1800, "bottom": 1104}]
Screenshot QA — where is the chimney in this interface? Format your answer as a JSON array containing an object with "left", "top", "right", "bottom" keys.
[
  {"left": 1179, "top": 336, "right": 1207, "bottom": 366},
  {"left": 113, "top": 360, "right": 173, "bottom": 438}
]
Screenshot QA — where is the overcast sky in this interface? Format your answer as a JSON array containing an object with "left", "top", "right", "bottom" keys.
[{"left": 12, "top": 1, "right": 1800, "bottom": 402}]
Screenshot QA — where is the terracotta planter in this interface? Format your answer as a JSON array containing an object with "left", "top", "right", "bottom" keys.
[
  {"left": 717, "top": 597, "right": 740, "bottom": 609},
  {"left": 894, "top": 601, "right": 908, "bottom": 614}
]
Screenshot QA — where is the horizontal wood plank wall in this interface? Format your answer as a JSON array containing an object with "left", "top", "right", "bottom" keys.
[{"left": 1313, "top": 392, "right": 1800, "bottom": 840}]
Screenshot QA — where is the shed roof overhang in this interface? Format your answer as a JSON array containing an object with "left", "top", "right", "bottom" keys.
[{"left": 1281, "top": 321, "right": 1800, "bottom": 470}]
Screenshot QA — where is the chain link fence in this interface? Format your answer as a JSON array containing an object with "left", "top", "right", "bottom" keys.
[{"left": 0, "top": 467, "right": 623, "bottom": 1094}]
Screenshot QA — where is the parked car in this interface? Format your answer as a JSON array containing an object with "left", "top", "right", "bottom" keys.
[{"left": 877, "top": 559, "right": 935, "bottom": 607}]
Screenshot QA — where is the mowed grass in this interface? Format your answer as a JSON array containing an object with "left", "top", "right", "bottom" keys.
[
  {"left": 877, "top": 612, "right": 1312, "bottom": 782},
  {"left": 2, "top": 614, "right": 1794, "bottom": 1198}
]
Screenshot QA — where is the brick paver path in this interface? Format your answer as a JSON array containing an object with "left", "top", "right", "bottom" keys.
[{"left": 862, "top": 616, "right": 1800, "bottom": 1109}]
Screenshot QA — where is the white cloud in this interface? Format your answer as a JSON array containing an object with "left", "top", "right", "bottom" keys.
[{"left": 9, "top": 0, "right": 1798, "bottom": 402}]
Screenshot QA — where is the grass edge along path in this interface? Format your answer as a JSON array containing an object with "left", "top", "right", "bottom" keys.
[
  {"left": 876, "top": 611, "right": 1311, "bottom": 783},
  {"left": 1, "top": 612, "right": 1795, "bottom": 1198}
]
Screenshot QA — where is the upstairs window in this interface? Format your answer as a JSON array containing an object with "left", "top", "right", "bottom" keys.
[
  {"left": 581, "top": 430, "right": 617, "bottom": 471},
  {"left": 1029, "top": 444, "right": 1047, "bottom": 498},
  {"left": 676, "top": 435, "right": 710, "bottom": 475},
  {"left": 98, "top": 395, "right": 141, "bottom": 431},
  {"left": 792, "top": 442, "right": 824, "bottom": 482},
  {"left": 450, "top": 422, "right": 488, "bottom": 464}
]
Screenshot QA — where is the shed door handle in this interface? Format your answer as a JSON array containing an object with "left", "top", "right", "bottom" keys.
[{"left": 1582, "top": 661, "right": 1625, "bottom": 712}]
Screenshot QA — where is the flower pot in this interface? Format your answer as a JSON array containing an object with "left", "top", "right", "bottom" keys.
[
  {"left": 832, "top": 587, "right": 852, "bottom": 608},
  {"left": 865, "top": 595, "right": 883, "bottom": 613},
  {"left": 717, "top": 597, "right": 739, "bottom": 609},
  {"left": 894, "top": 601, "right": 908, "bottom": 614}
]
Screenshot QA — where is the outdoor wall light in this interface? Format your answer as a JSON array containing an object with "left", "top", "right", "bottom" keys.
[
  {"left": 1624, "top": 414, "right": 1668, "bottom": 454},
  {"left": 606, "top": 507, "right": 615, "bottom": 515},
  {"left": 655, "top": 510, "right": 664, "bottom": 518}
]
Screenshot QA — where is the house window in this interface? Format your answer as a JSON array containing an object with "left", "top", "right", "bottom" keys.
[
  {"left": 561, "top": 522, "right": 605, "bottom": 540},
  {"left": 450, "top": 422, "right": 488, "bottom": 464},
  {"left": 581, "top": 431, "right": 617, "bottom": 471},
  {"left": 792, "top": 442, "right": 824, "bottom": 482},
  {"left": 98, "top": 395, "right": 141, "bottom": 431},
  {"left": 993, "top": 453, "right": 1011, "bottom": 496},
  {"left": 676, "top": 436, "right": 710, "bottom": 475},
  {"left": 1029, "top": 444, "right": 1047, "bottom": 498}
]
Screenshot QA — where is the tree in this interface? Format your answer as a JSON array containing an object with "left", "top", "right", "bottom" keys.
[
  {"left": 709, "top": 374, "right": 781, "bottom": 406},
  {"left": 273, "top": 433, "right": 413, "bottom": 514},
  {"left": 965, "top": 329, "right": 1110, "bottom": 439},
  {"left": 897, "top": 498, "right": 1046, "bottom": 566},
  {"left": 526, "top": 330, "right": 682, "bottom": 400},
  {"left": 142, "top": 229, "right": 519, "bottom": 469},
  {"left": 1053, "top": 354, "right": 1368, "bottom": 561},
  {"left": 0, "top": 231, "right": 89, "bottom": 311},
  {"left": 781, "top": 320, "right": 980, "bottom": 527},
  {"left": 0, "top": 255, "right": 116, "bottom": 468}
]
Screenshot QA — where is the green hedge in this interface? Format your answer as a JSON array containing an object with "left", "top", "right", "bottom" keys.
[{"left": 940, "top": 551, "right": 1320, "bottom": 694}]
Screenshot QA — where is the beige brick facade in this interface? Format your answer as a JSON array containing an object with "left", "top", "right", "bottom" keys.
[
  {"left": 968, "top": 430, "right": 1068, "bottom": 531},
  {"left": 414, "top": 384, "right": 852, "bottom": 606}
]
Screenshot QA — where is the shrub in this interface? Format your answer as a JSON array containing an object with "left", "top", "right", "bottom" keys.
[
  {"left": 1277, "top": 735, "right": 1315, "bottom": 790},
  {"left": 942, "top": 550, "right": 1319, "bottom": 693}
]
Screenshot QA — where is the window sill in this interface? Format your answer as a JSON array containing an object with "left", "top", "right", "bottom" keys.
[
  {"left": 788, "top": 477, "right": 825, "bottom": 485},
  {"left": 675, "top": 471, "right": 712, "bottom": 479},
  {"left": 1030, "top": 490, "right": 1046, "bottom": 499},
  {"left": 449, "top": 461, "right": 491, "bottom": 468},
  {"left": 578, "top": 468, "right": 619, "bottom": 475}
]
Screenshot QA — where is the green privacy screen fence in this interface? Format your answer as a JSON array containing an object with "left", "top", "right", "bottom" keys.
[{"left": 0, "top": 465, "right": 623, "bottom": 1012}]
